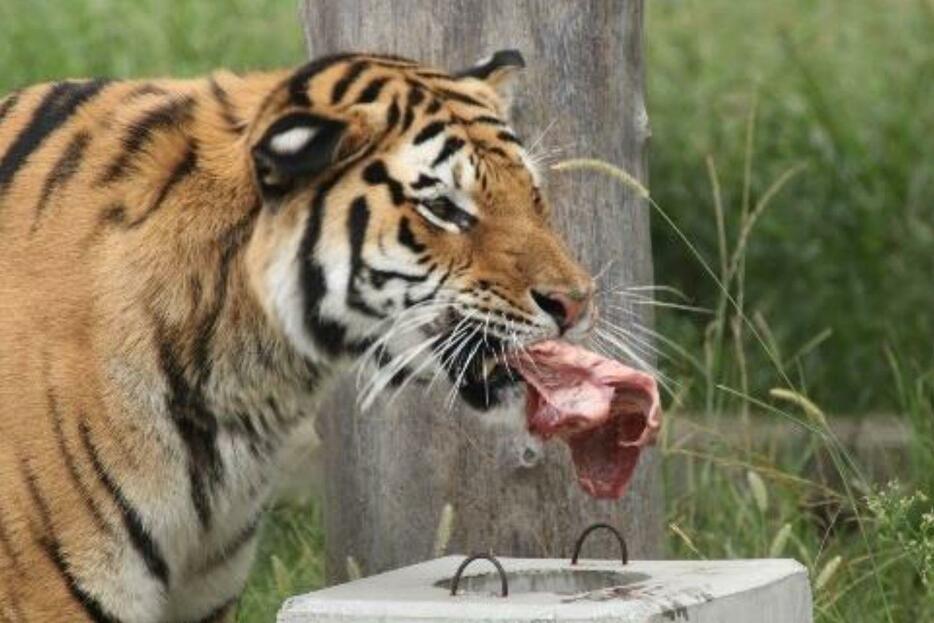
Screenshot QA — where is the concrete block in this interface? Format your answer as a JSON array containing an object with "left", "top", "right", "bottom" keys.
[{"left": 278, "top": 557, "right": 812, "bottom": 622}]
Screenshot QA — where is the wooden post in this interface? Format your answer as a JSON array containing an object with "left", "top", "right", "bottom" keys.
[{"left": 301, "top": 0, "right": 660, "bottom": 583}]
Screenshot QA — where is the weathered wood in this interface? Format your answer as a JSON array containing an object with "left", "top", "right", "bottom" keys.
[{"left": 301, "top": 0, "right": 659, "bottom": 583}]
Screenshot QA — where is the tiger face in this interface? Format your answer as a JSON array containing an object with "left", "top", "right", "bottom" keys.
[{"left": 245, "top": 51, "right": 595, "bottom": 413}]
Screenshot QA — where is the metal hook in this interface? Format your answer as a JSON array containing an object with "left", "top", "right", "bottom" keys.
[
  {"left": 449, "top": 553, "right": 509, "bottom": 597},
  {"left": 571, "top": 522, "right": 628, "bottom": 566}
]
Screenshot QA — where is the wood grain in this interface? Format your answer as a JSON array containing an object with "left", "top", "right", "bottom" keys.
[{"left": 300, "top": 0, "right": 660, "bottom": 583}]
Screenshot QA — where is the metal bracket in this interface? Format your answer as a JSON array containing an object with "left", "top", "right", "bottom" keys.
[
  {"left": 449, "top": 553, "right": 509, "bottom": 597},
  {"left": 571, "top": 522, "right": 629, "bottom": 566}
]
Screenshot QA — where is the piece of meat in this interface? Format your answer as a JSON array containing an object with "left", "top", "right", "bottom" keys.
[{"left": 509, "top": 340, "right": 662, "bottom": 499}]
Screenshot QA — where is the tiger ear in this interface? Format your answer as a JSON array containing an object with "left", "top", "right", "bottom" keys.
[
  {"left": 251, "top": 111, "right": 370, "bottom": 195},
  {"left": 456, "top": 49, "right": 526, "bottom": 115}
]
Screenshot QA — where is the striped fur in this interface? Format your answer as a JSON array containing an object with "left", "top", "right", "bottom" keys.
[{"left": 0, "top": 51, "right": 595, "bottom": 622}]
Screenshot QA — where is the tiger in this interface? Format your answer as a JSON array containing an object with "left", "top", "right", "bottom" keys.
[{"left": 0, "top": 49, "right": 596, "bottom": 622}]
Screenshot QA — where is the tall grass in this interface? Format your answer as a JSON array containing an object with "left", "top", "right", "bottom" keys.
[
  {"left": 0, "top": 0, "right": 304, "bottom": 91},
  {"left": 559, "top": 139, "right": 933, "bottom": 621},
  {"left": 648, "top": 0, "right": 934, "bottom": 413},
  {"left": 238, "top": 504, "right": 325, "bottom": 621}
]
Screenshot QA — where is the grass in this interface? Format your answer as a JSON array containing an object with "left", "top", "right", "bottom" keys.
[
  {"left": 0, "top": 1, "right": 931, "bottom": 621},
  {"left": 0, "top": 0, "right": 305, "bottom": 89},
  {"left": 237, "top": 503, "right": 325, "bottom": 621},
  {"left": 647, "top": 0, "right": 934, "bottom": 413},
  {"left": 560, "top": 147, "right": 933, "bottom": 621}
]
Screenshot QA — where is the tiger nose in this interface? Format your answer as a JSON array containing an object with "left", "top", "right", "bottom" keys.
[{"left": 531, "top": 287, "right": 593, "bottom": 332}]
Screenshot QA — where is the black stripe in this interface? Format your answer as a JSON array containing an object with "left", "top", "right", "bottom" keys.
[
  {"left": 426, "top": 99, "right": 442, "bottom": 114},
  {"left": 413, "top": 121, "right": 446, "bottom": 145},
  {"left": 99, "top": 203, "right": 127, "bottom": 226},
  {"left": 44, "top": 374, "right": 111, "bottom": 535},
  {"left": 299, "top": 166, "right": 355, "bottom": 355},
  {"left": 398, "top": 216, "right": 426, "bottom": 253},
  {"left": 346, "top": 196, "right": 385, "bottom": 318},
  {"left": 437, "top": 88, "right": 485, "bottom": 107},
  {"left": 153, "top": 318, "right": 221, "bottom": 529},
  {"left": 98, "top": 96, "right": 195, "bottom": 184},
  {"left": 420, "top": 196, "right": 477, "bottom": 230},
  {"left": 466, "top": 115, "right": 505, "bottom": 126},
  {"left": 289, "top": 53, "right": 355, "bottom": 106},
  {"left": 356, "top": 77, "right": 389, "bottom": 104},
  {"left": 431, "top": 136, "right": 466, "bottom": 167},
  {"left": 369, "top": 267, "right": 430, "bottom": 284},
  {"left": 19, "top": 459, "right": 54, "bottom": 531},
  {"left": 208, "top": 78, "right": 244, "bottom": 134},
  {"left": 126, "top": 141, "right": 198, "bottom": 228},
  {"left": 401, "top": 86, "right": 424, "bottom": 132},
  {"left": 362, "top": 160, "right": 406, "bottom": 206},
  {"left": 20, "top": 459, "right": 121, "bottom": 623},
  {"left": 403, "top": 265, "right": 449, "bottom": 307},
  {"left": 414, "top": 70, "right": 450, "bottom": 80},
  {"left": 411, "top": 174, "right": 441, "bottom": 190},
  {"left": 0, "top": 91, "right": 21, "bottom": 125},
  {"left": 406, "top": 84, "right": 426, "bottom": 108},
  {"left": 401, "top": 106, "right": 415, "bottom": 134},
  {"left": 78, "top": 422, "right": 169, "bottom": 586},
  {"left": 300, "top": 270, "right": 346, "bottom": 355},
  {"left": 497, "top": 131, "right": 522, "bottom": 145},
  {"left": 0, "top": 80, "right": 108, "bottom": 192},
  {"left": 32, "top": 130, "right": 91, "bottom": 231},
  {"left": 346, "top": 203, "right": 373, "bottom": 274},
  {"left": 41, "top": 535, "right": 121, "bottom": 623},
  {"left": 190, "top": 203, "right": 261, "bottom": 388},
  {"left": 386, "top": 96, "right": 401, "bottom": 129},
  {"left": 331, "top": 60, "right": 369, "bottom": 104},
  {"left": 297, "top": 136, "right": 383, "bottom": 355}
]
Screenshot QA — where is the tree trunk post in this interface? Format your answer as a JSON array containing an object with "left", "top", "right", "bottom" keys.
[{"left": 300, "top": 0, "right": 659, "bottom": 584}]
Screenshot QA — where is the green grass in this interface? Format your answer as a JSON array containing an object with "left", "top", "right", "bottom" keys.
[
  {"left": 238, "top": 503, "right": 325, "bottom": 621},
  {"left": 1, "top": 1, "right": 931, "bottom": 621},
  {"left": 664, "top": 406, "right": 934, "bottom": 622},
  {"left": 0, "top": 0, "right": 305, "bottom": 90},
  {"left": 647, "top": 0, "right": 934, "bottom": 413},
  {"left": 563, "top": 149, "right": 933, "bottom": 621}
]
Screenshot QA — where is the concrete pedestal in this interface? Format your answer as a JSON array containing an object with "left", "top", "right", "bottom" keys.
[{"left": 278, "top": 557, "right": 813, "bottom": 622}]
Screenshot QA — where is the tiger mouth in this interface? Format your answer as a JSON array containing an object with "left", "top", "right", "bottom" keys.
[{"left": 434, "top": 327, "right": 525, "bottom": 411}]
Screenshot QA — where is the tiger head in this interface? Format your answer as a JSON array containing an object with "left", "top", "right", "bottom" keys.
[{"left": 245, "top": 51, "right": 595, "bottom": 412}]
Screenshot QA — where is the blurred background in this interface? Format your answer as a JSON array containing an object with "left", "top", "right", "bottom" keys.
[{"left": 2, "top": 1, "right": 930, "bottom": 621}]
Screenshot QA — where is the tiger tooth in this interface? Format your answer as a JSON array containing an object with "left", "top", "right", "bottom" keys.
[{"left": 482, "top": 358, "right": 497, "bottom": 378}]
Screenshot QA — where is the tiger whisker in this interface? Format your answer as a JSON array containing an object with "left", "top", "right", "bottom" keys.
[
  {"left": 427, "top": 315, "right": 478, "bottom": 393},
  {"left": 353, "top": 306, "right": 451, "bottom": 388},
  {"left": 597, "top": 318, "right": 674, "bottom": 363},
  {"left": 353, "top": 302, "right": 452, "bottom": 384},
  {"left": 446, "top": 329, "right": 485, "bottom": 411},
  {"left": 592, "top": 328, "right": 679, "bottom": 396},
  {"left": 526, "top": 118, "right": 558, "bottom": 157},
  {"left": 383, "top": 333, "right": 451, "bottom": 409},
  {"left": 359, "top": 333, "right": 444, "bottom": 411}
]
